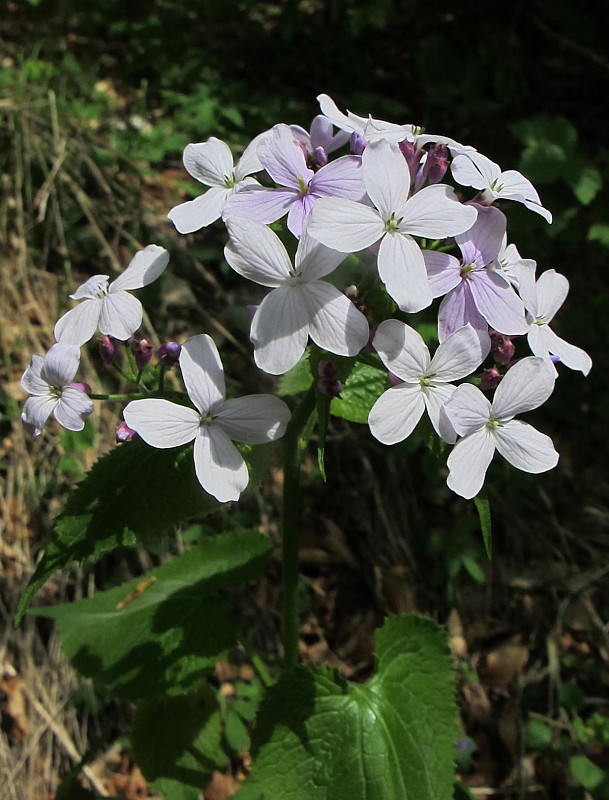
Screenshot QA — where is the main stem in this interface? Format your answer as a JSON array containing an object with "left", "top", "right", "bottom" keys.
[{"left": 281, "top": 384, "right": 316, "bottom": 669}]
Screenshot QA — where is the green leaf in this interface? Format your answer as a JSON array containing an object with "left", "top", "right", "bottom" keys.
[
  {"left": 32, "top": 531, "right": 271, "bottom": 699},
  {"left": 511, "top": 115, "right": 578, "bottom": 184},
  {"left": 473, "top": 491, "right": 492, "bottom": 559},
  {"left": 453, "top": 782, "right": 476, "bottom": 800},
  {"left": 588, "top": 223, "right": 609, "bottom": 247},
  {"left": 570, "top": 754, "right": 605, "bottom": 790},
  {"left": 330, "top": 362, "right": 387, "bottom": 424},
  {"left": 525, "top": 718, "right": 552, "bottom": 750},
  {"left": 572, "top": 162, "right": 602, "bottom": 206},
  {"left": 132, "top": 686, "right": 228, "bottom": 800},
  {"left": 237, "top": 614, "right": 458, "bottom": 800},
  {"left": 225, "top": 708, "right": 251, "bottom": 753},
  {"left": 277, "top": 350, "right": 313, "bottom": 396},
  {"left": 16, "top": 439, "right": 223, "bottom": 623}
]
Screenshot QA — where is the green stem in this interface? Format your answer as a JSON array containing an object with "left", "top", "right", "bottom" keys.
[
  {"left": 89, "top": 393, "right": 145, "bottom": 401},
  {"left": 281, "top": 384, "right": 316, "bottom": 669}
]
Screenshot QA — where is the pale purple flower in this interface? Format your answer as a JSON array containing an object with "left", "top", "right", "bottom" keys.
[
  {"left": 369, "top": 321, "right": 485, "bottom": 445},
  {"left": 443, "top": 357, "right": 558, "bottom": 499},
  {"left": 54, "top": 245, "right": 169, "bottom": 346},
  {"left": 224, "top": 217, "right": 369, "bottom": 375},
  {"left": 451, "top": 151, "right": 552, "bottom": 223},
  {"left": 290, "top": 115, "right": 350, "bottom": 155},
  {"left": 492, "top": 235, "right": 537, "bottom": 299},
  {"left": 168, "top": 134, "right": 267, "bottom": 234},
  {"left": 317, "top": 93, "right": 414, "bottom": 145},
  {"left": 521, "top": 270, "right": 592, "bottom": 376},
  {"left": 223, "top": 124, "right": 365, "bottom": 237},
  {"left": 21, "top": 343, "right": 93, "bottom": 436},
  {"left": 308, "top": 140, "right": 478, "bottom": 313},
  {"left": 123, "top": 335, "right": 290, "bottom": 502},
  {"left": 424, "top": 205, "right": 528, "bottom": 342}
]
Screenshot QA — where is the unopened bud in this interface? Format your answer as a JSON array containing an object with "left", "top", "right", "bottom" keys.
[
  {"left": 69, "top": 382, "right": 92, "bottom": 395},
  {"left": 99, "top": 335, "right": 116, "bottom": 364},
  {"left": 350, "top": 132, "right": 366, "bottom": 156},
  {"left": 157, "top": 341, "right": 181, "bottom": 367},
  {"left": 116, "top": 421, "right": 136, "bottom": 442},
  {"left": 489, "top": 331, "right": 515, "bottom": 365},
  {"left": 131, "top": 338, "right": 153, "bottom": 370},
  {"left": 310, "top": 146, "right": 328, "bottom": 170},
  {"left": 342, "top": 284, "right": 368, "bottom": 316},
  {"left": 317, "top": 360, "right": 342, "bottom": 398},
  {"left": 422, "top": 144, "right": 449, "bottom": 185},
  {"left": 317, "top": 360, "right": 338, "bottom": 380},
  {"left": 480, "top": 367, "right": 502, "bottom": 390},
  {"left": 399, "top": 140, "right": 424, "bottom": 185}
]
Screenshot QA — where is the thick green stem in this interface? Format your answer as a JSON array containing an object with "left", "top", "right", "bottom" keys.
[{"left": 281, "top": 384, "right": 316, "bottom": 669}]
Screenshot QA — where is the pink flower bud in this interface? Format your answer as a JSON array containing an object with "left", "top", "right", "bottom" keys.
[
  {"left": 489, "top": 331, "right": 515, "bottom": 365},
  {"left": 399, "top": 140, "right": 424, "bottom": 185},
  {"left": 422, "top": 144, "right": 449, "bottom": 185},
  {"left": 69, "top": 382, "right": 92, "bottom": 395},
  {"left": 317, "top": 360, "right": 342, "bottom": 397},
  {"left": 131, "top": 338, "right": 153, "bottom": 370},
  {"left": 157, "top": 341, "right": 181, "bottom": 367},
  {"left": 350, "top": 132, "right": 366, "bottom": 156},
  {"left": 342, "top": 285, "right": 368, "bottom": 316},
  {"left": 116, "top": 421, "right": 137, "bottom": 442},
  {"left": 480, "top": 367, "right": 502, "bottom": 390},
  {"left": 99, "top": 335, "right": 116, "bottom": 364},
  {"left": 310, "top": 146, "right": 328, "bottom": 170}
]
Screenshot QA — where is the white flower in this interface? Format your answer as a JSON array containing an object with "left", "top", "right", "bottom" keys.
[
  {"left": 54, "top": 245, "right": 169, "bottom": 346},
  {"left": 443, "top": 357, "right": 559, "bottom": 499},
  {"left": 123, "top": 334, "right": 291, "bottom": 502},
  {"left": 168, "top": 135, "right": 267, "bottom": 234},
  {"left": 307, "top": 140, "right": 478, "bottom": 312},
  {"left": 21, "top": 343, "right": 93, "bottom": 436},
  {"left": 369, "top": 321, "right": 486, "bottom": 444},
  {"left": 224, "top": 217, "right": 370, "bottom": 375},
  {"left": 521, "top": 269, "right": 592, "bottom": 376},
  {"left": 317, "top": 93, "right": 414, "bottom": 144},
  {"left": 492, "top": 234, "right": 537, "bottom": 298},
  {"left": 451, "top": 151, "right": 552, "bottom": 223}
]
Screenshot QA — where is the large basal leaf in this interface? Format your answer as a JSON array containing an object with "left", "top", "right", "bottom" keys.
[
  {"left": 132, "top": 686, "right": 227, "bottom": 800},
  {"left": 237, "top": 614, "right": 458, "bottom": 800},
  {"left": 17, "top": 439, "right": 223, "bottom": 623},
  {"left": 330, "top": 362, "right": 387, "bottom": 424},
  {"left": 32, "top": 531, "right": 271, "bottom": 700}
]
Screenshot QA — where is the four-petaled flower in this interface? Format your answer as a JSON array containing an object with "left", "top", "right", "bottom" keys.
[
  {"left": 168, "top": 135, "right": 267, "bottom": 233},
  {"left": 369, "top": 321, "right": 485, "bottom": 445},
  {"left": 224, "top": 217, "right": 370, "bottom": 374},
  {"left": 21, "top": 343, "right": 93, "bottom": 436},
  {"left": 123, "top": 334, "right": 291, "bottom": 502},
  {"left": 54, "top": 245, "right": 169, "bottom": 346},
  {"left": 443, "top": 357, "right": 559, "bottom": 499},
  {"left": 308, "top": 140, "right": 478, "bottom": 312}
]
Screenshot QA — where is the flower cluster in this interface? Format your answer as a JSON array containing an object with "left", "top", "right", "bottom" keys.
[{"left": 21, "top": 94, "right": 592, "bottom": 501}]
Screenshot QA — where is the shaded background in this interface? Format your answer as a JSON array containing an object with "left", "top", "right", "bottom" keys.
[{"left": 1, "top": 1, "right": 609, "bottom": 798}]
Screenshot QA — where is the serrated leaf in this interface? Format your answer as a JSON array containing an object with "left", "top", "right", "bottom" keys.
[
  {"left": 474, "top": 491, "right": 492, "bottom": 559},
  {"left": 17, "top": 439, "right": 223, "bottom": 623},
  {"left": 237, "top": 614, "right": 458, "bottom": 800},
  {"left": 277, "top": 350, "right": 313, "bottom": 396},
  {"left": 132, "top": 686, "right": 228, "bottom": 800},
  {"left": 330, "top": 362, "right": 387, "bottom": 424},
  {"left": 32, "top": 531, "right": 271, "bottom": 699}
]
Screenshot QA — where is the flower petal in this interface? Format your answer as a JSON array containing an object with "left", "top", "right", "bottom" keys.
[
  {"left": 214, "top": 395, "right": 291, "bottom": 443},
  {"left": 428, "top": 324, "right": 485, "bottom": 381},
  {"left": 438, "top": 281, "right": 488, "bottom": 343},
  {"left": 368, "top": 383, "right": 426, "bottom": 444},
  {"left": 493, "top": 419, "right": 558, "bottom": 473},
  {"left": 304, "top": 281, "right": 369, "bottom": 356},
  {"left": 194, "top": 426, "right": 249, "bottom": 502},
  {"left": 372, "top": 319, "right": 430, "bottom": 382},
  {"left": 378, "top": 232, "right": 432, "bottom": 313},
  {"left": 54, "top": 299, "right": 102, "bottom": 346},
  {"left": 307, "top": 196, "right": 384, "bottom": 252},
  {"left": 447, "top": 427, "right": 495, "bottom": 499},
  {"left": 258, "top": 124, "right": 313, "bottom": 189},
  {"left": 317, "top": 93, "right": 367, "bottom": 135},
  {"left": 287, "top": 193, "right": 316, "bottom": 238},
  {"left": 310, "top": 155, "right": 365, "bottom": 202},
  {"left": 69, "top": 275, "right": 109, "bottom": 300},
  {"left": 424, "top": 251, "right": 462, "bottom": 298},
  {"left": 361, "top": 141, "right": 410, "bottom": 219},
  {"left": 452, "top": 152, "right": 500, "bottom": 189},
  {"left": 455, "top": 205, "right": 505, "bottom": 268},
  {"left": 40, "top": 342, "right": 80, "bottom": 386},
  {"left": 422, "top": 383, "right": 458, "bottom": 443},
  {"left": 224, "top": 216, "right": 293, "bottom": 287},
  {"left": 168, "top": 186, "right": 231, "bottom": 233},
  {"left": 443, "top": 383, "right": 491, "bottom": 436},
  {"left": 123, "top": 398, "right": 200, "bottom": 447},
  {"left": 492, "top": 356, "right": 555, "bottom": 419},
  {"left": 182, "top": 138, "right": 234, "bottom": 186},
  {"left": 54, "top": 387, "right": 93, "bottom": 431},
  {"left": 22, "top": 395, "right": 56, "bottom": 436},
  {"left": 295, "top": 227, "right": 346, "bottom": 281},
  {"left": 398, "top": 184, "right": 478, "bottom": 239},
  {"left": 234, "top": 130, "right": 269, "bottom": 181},
  {"left": 110, "top": 245, "right": 169, "bottom": 292},
  {"left": 21, "top": 354, "right": 48, "bottom": 396},
  {"left": 180, "top": 334, "right": 226, "bottom": 415},
  {"left": 251, "top": 287, "right": 310, "bottom": 375},
  {"left": 98, "top": 292, "right": 143, "bottom": 340},
  {"left": 531, "top": 270, "right": 569, "bottom": 323},
  {"left": 468, "top": 270, "right": 527, "bottom": 336},
  {"left": 223, "top": 186, "right": 297, "bottom": 225},
  {"left": 496, "top": 170, "right": 552, "bottom": 222},
  {"left": 529, "top": 325, "right": 592, "bottom": 376}
]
